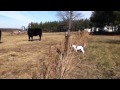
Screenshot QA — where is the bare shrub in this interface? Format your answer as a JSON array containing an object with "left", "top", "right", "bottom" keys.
[
  {"left": 37, "top": 30, "right": 91, "bottom": 79},
  {"left": 72, "top": 30, "right": 91, "bottom": 46}
]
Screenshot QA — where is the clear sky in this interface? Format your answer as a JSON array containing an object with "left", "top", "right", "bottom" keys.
[{"left": 0, "top": 11, "right": 92, "bottom": 29}]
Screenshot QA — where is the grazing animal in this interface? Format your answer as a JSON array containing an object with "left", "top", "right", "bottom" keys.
[
  {"left": 0, "top": 30, "right": 1, "bottom": 42},
  {"left": 72, "top": 44, "right": 86, "bottom": 54},
  {"left": 27, "top": 28, "right": 42, "bottom": 41}
]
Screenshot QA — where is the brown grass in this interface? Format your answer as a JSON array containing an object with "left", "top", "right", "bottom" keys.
[{"left": 0, "top": 31, "right": 120, "bottom": 79}]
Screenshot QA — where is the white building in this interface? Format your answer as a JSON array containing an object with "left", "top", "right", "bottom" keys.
[
  {"left": 103, "top": 25, "right": 118, "bottom": 32},
  {"left": 84, "top": 28, "right": 91, "bottom": 32},
  {"left": 91, "top": 25, "right": 118, "bottom": 32}
]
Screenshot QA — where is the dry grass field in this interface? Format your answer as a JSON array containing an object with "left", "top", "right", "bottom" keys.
[{"left": 0, "top": 31, "right": 120, "bottom": 79}]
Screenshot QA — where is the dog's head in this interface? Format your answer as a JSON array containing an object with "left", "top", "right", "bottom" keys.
[{"left": 72, "top": 45, "right": 77, "bottom": 49}]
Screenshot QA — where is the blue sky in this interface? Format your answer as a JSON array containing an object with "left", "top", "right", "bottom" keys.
[{"left": 0, "top": 11, "right": 92, "bottom": 29}]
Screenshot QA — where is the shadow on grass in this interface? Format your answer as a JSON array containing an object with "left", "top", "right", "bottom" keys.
[
  {"left": 91, "top": 40, "right": 120, "bottom": 44},
  {"left": 91, "top": 32, "right": 120, "bottom": 36},
  {"left": 28, "top": 39, "right": 42, "bottom": 41},
  {"left": 106, "top": 40, "right": 120, "bottom": 44},
  {"left": 102, "top": 40, "right": 120, "bottom": 44}
]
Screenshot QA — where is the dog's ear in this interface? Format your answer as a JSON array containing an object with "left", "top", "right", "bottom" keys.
[{"left": 83, "top": 43, "right": 86, "bottom": 47}]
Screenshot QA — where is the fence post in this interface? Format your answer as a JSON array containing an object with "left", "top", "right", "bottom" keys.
[{"left": 64, "top": 31, "right": 70, "bottom": 55}]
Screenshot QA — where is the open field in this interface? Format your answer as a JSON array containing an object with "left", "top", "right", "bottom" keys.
[{"left": 0, "top": 32, "right": 120, "bottom": 79}]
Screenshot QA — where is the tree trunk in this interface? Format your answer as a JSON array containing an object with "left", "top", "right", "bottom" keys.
[
  {"left": 68, "top": 11, "right": 72, "bottom": 35},
  {"left": 65, "top": 11, "right": 72, "bottom": 54}
]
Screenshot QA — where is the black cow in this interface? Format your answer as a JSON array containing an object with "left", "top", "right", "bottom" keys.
[
  {"left": 0, "top": 30, "right": 1, "bottom": 42},
  {"left": 27, "top": 28, "right": 42, "bottom": 41}
]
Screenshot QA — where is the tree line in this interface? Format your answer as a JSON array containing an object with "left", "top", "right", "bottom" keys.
[
  {"left": 28, "top": 19, "right": 90, "bottom": 32},
  {"left": 27, "top": 11, "right": 120, "bottom": 34},
  {"left": 90, "top": 11, "right": 120, "bottom": 28},
  {"left": 90, "top": 11, "right": 120, "bottom": 34}
]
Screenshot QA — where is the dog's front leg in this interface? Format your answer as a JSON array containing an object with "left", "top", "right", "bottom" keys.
[{"left": 75, "top": 49, "right": 77, "bottom": 52}]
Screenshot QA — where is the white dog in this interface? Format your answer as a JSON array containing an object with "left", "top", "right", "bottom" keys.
[{"left": 72, "top": 44, "right": 86, "bottom": 54}]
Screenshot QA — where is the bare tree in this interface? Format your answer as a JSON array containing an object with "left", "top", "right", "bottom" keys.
[
  {"left": 57, "top": 11, "right": 82, "bottom": 21},
  {"left": 57, "top": 11, "right": 82, "bottom": 54},
  {"left": 57, "top": 11, "right": 82, "bottom": 32}
]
